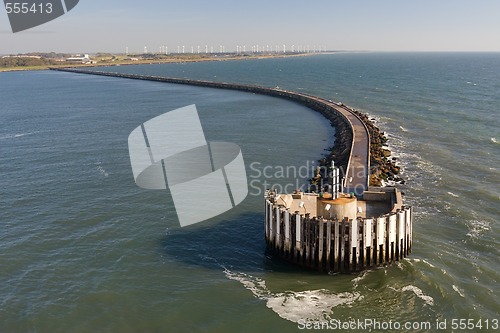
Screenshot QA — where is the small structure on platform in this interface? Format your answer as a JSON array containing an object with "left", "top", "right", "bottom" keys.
[{"left": 264, "top": 162, "right": 412, "bottom": 273}]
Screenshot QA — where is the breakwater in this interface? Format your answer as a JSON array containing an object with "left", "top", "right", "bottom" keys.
[
  {"left": 50, "top": 67, "right": 364, "bottom": 189},
  {"left": 50, "top": 67, "right": 403, "bottom": 188},
  {"left": 50, "top": 66, "right": 412, "bottom": 273}
]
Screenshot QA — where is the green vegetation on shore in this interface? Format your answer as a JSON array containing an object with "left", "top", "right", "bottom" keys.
[{"left": 0, "top": 52, "right": 313, "bottom": 72}]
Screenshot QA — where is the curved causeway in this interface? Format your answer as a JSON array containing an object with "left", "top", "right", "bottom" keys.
[{"left": 50, "top": 67, "right": 370, "bottom": 192}]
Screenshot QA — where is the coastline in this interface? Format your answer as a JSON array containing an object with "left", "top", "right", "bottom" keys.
[
  {"left": 3, "top": 51, "right": 402, "bottom": 183},
  {"left": 0, "top": 52, "right": 319, "bottom": 73}
]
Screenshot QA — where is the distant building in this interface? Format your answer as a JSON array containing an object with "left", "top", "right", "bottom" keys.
[{"left": 66, "top": 54, "right": 96, "bottom": 64}]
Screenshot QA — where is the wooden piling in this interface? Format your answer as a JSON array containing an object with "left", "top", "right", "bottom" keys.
[
  {"left": 388, "top": 213, "right": 397, "bottom": 262},
  {"left": 284, "top": 210, "right": 290, "bottom": 254},
  {"left": 326, "top": 220, "right": 332, "bottom": 271},
  {"left": 349, "top": 218, "right": 357, "bottom": 271},
  {"left": 340, "top": 218, "right": 347, "bottom": 273},
  {"left": 397, "top": 210, "right": 405, "bottom": 260},
  {"left": 364, "top": 218, "right": 373, "bottom": 268},
  {"left": 334, "top": 219, "right": 340, "bottom": 272},
  {"left": 264, "top": 199, "right": 413, "bottom": 273},
  {"left": 318, "top": 219, "right": 325, "bottom": 271},
  {"left": 275, "top": 207, "right": 281, "bottom": 251}
]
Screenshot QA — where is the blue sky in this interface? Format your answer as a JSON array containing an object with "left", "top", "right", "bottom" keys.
[{"left": 1, "top": 0, "right": 499, "bottom": 53}]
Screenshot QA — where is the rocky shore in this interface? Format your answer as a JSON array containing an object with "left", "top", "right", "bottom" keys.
[
  {"left": 315, "top": 106, "right": 404, "bottom": 188},
  {"left": 350, "top": 109, "right": 404, "bottom": 186}
]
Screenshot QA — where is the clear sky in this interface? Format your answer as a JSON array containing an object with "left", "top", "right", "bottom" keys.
[{"left": 1, "top": 0, "right": 499, "bottom": 54}]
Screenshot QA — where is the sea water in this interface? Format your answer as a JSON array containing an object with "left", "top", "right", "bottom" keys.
[{"left": 1, "top": 53, "right": 498, "bottom": 332}]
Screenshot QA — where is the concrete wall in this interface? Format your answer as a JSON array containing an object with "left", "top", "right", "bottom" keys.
[{"left": 265, "top": 199, "right": 412, "bottom": 273}]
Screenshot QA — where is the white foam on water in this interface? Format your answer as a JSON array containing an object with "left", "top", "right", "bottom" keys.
[
  {"left": 0, "top": 132, "right": 34, "bottom": 140},
  {"left": 351, "top": 270, "right": 372, "bottom": 290},
  {"left": 404, "top": 258, "right": 420, "bottom": 267},
  {"left": 447, "top": 192, "right": 459, "bottom": 198},
  {"left": 422, "top": 259, "right": 435, "bottom": 268},
  {"left": 224, "top": 269, "right": 360, "bottom": 323},
  {"left": 399, "top": 126, "right": 408, "bottom": 132},
  {"left": 491, "top": 137, "right": 499, "bottom": 144},
  {"left": 466, "top": 219, "right": 491, "bottom": 239},
  {"left": 395, "top": 261, "right": 405, "bottom": 270},
  {"left": 400, "top": 285, "right": 434, "bottom": 306},
  {"left": 452, "top": 285, "right": 465, "bottom": 298},
  {"left": 95, "top": 161, "right": 109, "bottom": 177},
  {"left": 96, "top": 166, "right": 109, "bottom": 177},
  {"left": 363, "top": 112, "right": 381, "bottom": 124},
  {"left": 381, "top": 179, "right": 396, "bottom": 187}
]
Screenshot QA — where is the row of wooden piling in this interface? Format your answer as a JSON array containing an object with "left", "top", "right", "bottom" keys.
[{"left": 265, "top": 200, "right": 412, "bottom": 273}]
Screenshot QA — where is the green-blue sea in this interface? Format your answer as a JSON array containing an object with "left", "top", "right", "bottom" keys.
[{"left": 1, "top": 53, "right": 499, "bottom": 332}]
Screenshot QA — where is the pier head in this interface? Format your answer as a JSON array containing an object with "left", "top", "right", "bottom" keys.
[{"left": 265, "top": 186, "right": 412, "bottom": 273}]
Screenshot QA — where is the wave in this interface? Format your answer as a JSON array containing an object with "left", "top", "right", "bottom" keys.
[
  {"left": 452, "top": 285, "right": 465, "bottom": 298},
  {"left": 491, "top": 138, "right": 499, "bottom": 144},
  {"left": 447, "top": 192, "right": 459, "bottom": 198},
  {"left": 95, "top": 162, "right": 109, "bottom": 177},
  {"left": 351, "top": 270, "right": 373, "bottom": 290},
  {"left": 224, "top": 269, "right": 360, "bottom": 323},
  {"left": 399, "top": 126, "right": 408, "bottom": 132},
  {"left": 400, "top": 285, "right": 434, "bottom": 306},
  {"left": 0, "top": 132, "right": 34, "bottom": 140},
  {"left": 422, "top": 259, "right": 435, "bottom": 268},
  {"left": 466, "top": 219, "right": 491, "bottom": 239}
]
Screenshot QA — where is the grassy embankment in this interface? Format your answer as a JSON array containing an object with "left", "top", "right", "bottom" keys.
[{"left": 0, "top": 52, "right": 311, "bottom": 72}]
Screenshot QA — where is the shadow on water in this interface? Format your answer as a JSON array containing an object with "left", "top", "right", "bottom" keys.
[{"left": 159, "top": 211, "right": 320, "bottom": 275}]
